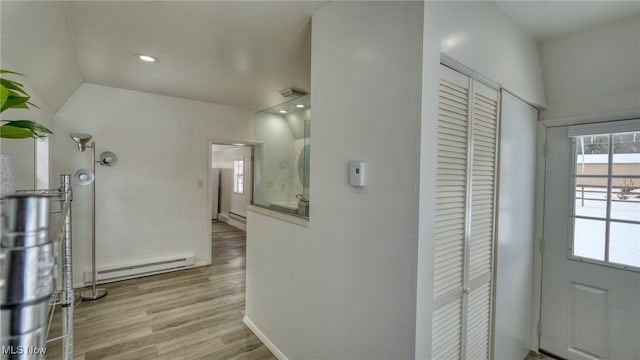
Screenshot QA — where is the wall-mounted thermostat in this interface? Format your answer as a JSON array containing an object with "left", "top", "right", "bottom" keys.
[{"left": 350, "top": 161, "right": 366, "bottom": 187}]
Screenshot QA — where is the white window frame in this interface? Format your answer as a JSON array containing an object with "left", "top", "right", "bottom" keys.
[
  {"left": 569, "top": 131, "right": 640, "bottom": 272},
  {"left": 233, "top": 159, "right": 244, "bottom": 194}
]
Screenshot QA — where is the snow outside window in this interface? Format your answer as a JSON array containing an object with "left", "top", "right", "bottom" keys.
[{"left": 572, "top": 131, "right": 640, "bottom": 271}]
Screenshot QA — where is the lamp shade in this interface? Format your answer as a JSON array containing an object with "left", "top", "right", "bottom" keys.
[
  {"left": 99, "top": 151, "right": 118, "bottom": 167},
  {"left": 72, "top": 169, "right": 95, "bottom": 185}
]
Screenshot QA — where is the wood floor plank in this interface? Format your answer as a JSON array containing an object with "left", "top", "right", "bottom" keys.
[
  {"left": 45, "top": 221, "right": 275, "bottom": 360},
  {"left": 84, "top": 344, "right": 160, "bottom": 360}
]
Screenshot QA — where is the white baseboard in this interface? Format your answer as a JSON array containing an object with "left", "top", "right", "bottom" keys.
[{"left": 243, "top": 316, "right": 288, "bottom": 360}]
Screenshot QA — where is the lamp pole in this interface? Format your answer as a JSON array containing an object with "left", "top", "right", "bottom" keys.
[{"left": 79, "top": 141, "right": 107, "bottom": 301}]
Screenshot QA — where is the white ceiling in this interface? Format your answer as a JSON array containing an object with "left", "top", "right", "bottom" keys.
[
  {"left": 66, "top": 1, "right": 323, "bottom": 111},
  {"left": 496, "top": 1, "right": 640, "bottom": 40},
  {"left": 2, "top": 1, "right": 639, "bottom": 114}
]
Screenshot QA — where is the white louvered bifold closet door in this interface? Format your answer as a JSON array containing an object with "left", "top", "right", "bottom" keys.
[{"left": 432, "top": 65, "right": 500, "bottom": 360}]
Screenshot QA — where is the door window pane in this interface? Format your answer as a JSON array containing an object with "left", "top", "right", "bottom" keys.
[
  {"left": 571, "top": 132, "right": 640, "bottom": 270},
  {"left": 610, "top": 195, "right": 640, "bottom": 222},
  {"left": 611, "top": 132, "right": 640, "bottom": 221},
  {"left": 609, "top": 222, "right": 640, "bottom": 268},
  {"left": 575, "top": 177, "right": 608, "bottom": 218},
  {"left": 573, "top": 218, "right": 606, "bottom": 261},
  {"left": 575, "top": 135, "right": 609, "bottom": 176},
  {"left": 612, "top": 131, "right": 640, "bottom": 176}
]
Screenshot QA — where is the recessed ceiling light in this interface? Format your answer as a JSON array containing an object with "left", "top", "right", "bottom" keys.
[
  {"left": 296, "top": 104, "right": 305, "bottom": 108},
  {"left": 136, "top": 54, "right": 158, "bottom": 63},
  {"left": 279, "top": 110, "right": 288, "bottom": 114}
]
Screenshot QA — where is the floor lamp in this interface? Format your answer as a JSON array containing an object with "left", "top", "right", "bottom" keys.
[{"left": 70, "top": 133, "right": 118, "bottom": 301}]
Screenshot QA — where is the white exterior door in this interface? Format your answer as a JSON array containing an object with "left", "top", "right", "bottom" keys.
[{"left": 540, "top": 125, "right": 640, "bottom": 360}]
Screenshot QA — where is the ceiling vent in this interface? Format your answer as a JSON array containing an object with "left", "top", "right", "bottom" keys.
[{"left": 279, "top": 87, "right": 308, "bottom": 98}]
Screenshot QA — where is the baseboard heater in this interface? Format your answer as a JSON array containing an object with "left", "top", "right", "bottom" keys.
[{"left": 83, "top": 256, "right": 196, "bottom": 285}]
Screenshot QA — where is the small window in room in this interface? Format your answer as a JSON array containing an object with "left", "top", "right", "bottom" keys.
[
  {"left": 234, "top": 159, "right": 244, "bottom": 194},
  {"left": 571, "top": 131, "right": 640, "bottom": 271}
]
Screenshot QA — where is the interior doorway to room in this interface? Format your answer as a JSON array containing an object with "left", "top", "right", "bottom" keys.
[{"left": 210, "top": 143, "right": 254, "bottom": 231}]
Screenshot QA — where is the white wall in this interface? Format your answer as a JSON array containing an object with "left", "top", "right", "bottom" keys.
[
  {"left": 287, "top": 109, "right": 310, "bottom": 200},
  {"left": 254, "top": 113, "right": 295, "bottom": 204},
  {"left": 286, "top": 109, "right": 309, "bottom": 140},
  {"left": 429, "top": 1, "right": 546, "bottom": 108},
  {"left": 219, "top": 167, "right": 233, "bottom": 216},
  {"left": 1, "top": 1, "right": 83, "bottom": 190},
  {"left": 212, "top": 146, "right": 252, "bottom": 218},
  {"left": 494, "top": 92, "right": 538, "bottom": 360},
  {"left": 245, "top": 2, "right": 423, "bottom": 359},
  {"left": 415, "top": 2, "right": 547, "bottom": 357},
  {"left": 54, "top": 84, "right": 254, "bottom": 285},
  {"left": 230, "top": 148, "right": 252, "bottom": 216},
  {"left": 539, "top": 14, "right": 640, "bottom": 121}
]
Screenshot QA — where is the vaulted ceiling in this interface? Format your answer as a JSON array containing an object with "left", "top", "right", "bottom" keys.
[
  {"left": 496, "top": 1, "right": 640, "bottom": 40},
  {"left": 1, "top": 1, "right": 321, "bottom": 113},
  {"left": 2, "top": 1, "right": 639, "bottom": 115},
  {"left": 66, "top": 1, "right": 318, "bottom": 111}
]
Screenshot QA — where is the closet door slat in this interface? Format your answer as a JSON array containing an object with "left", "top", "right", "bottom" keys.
[
  {"left": 432, "top": 298, "right": 463, "bottom": 360},
  {"left": 433, "top": 65, "right": 469, "bottom": 304},
  {"left": 465, "top": 282, "right": 492, "bottom": 360},
  {"left": 469, "top": 84, "right": 499, "bottom": 283},
  {"left": 432, "top": 65, "right": 500, "bottom": 360}
]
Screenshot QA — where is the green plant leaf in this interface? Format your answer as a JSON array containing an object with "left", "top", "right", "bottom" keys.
[
  {"left": 1, "top": 79, "right": 27, "bottom": 96},
  {"left": 0, "top": 70, "right": 24, "bottom": 76},
  {"left": 4, "top": 90, "right": 37, "bottom": 109},
  {"left": 0, "top": 85, "right": 8, "bottom": 110},
  {"left": 0, "top": 69, "right": 51, "bottom": 139},
  {"left": 6, "top": 89, "right": 21, "bottom": 97},
  {"left": 1, "top": 95, "right": 29, "bottom": 112},
  {"left": 0, "top": 124, "right": 33, "bottom": 139},
  {"left": 1, "top": 120, "right": 52, "bottom": 138}
]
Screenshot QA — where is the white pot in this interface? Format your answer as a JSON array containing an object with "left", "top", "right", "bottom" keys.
[{"left": 0, "top": 153, "right": 17, "bottom": 198}]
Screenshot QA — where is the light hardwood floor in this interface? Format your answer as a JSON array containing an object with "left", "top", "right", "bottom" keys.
[{"left": 46, "top": 221, "right": 275, "bottom": 360}]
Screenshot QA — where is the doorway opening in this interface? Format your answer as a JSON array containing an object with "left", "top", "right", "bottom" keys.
[{"left": 210, "top": 142, "right": 254, "bottom": 231}]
